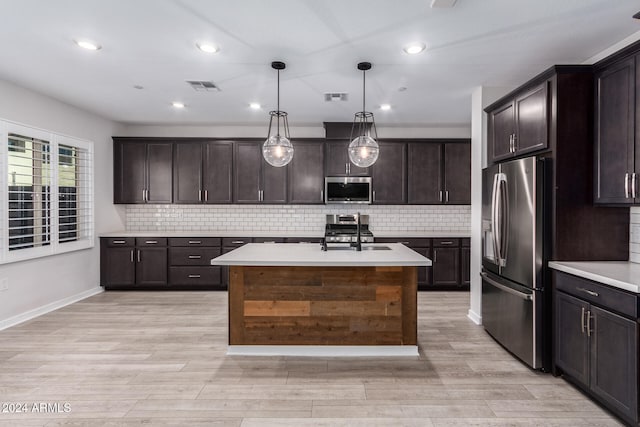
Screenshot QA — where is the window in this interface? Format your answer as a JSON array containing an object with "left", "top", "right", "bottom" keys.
[{"left": 1, "top": 121, "right": 94, "bottom": 263}]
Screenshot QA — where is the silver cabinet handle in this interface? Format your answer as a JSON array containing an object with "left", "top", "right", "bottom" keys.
[
  {"left": 145, "top": 189, "right": 149, "bottom": 201},
  {"left": 433, "top": 250, "right": 437, "bottom": 263},
  {"left": 130, "top": 249, "right": 134, "bottom": 263},
  {"left": 145, "top": 240, "right": 157, "bottom": 244},
  {"left": 509, "top": 135, "right": 513, "bottom": 153},
  {"left": 320, "top": 190, "right": 324, "bottom": 202},
  {"left": 576, "top": 287, "right": 599, "bottom": 297},
  {"left": 231, "top": 240, "right": 245, "bottom": 244},
  {"left": 112, "top": 240, "right": 126, "bottom": 244},
  {"left": 512, "top": 134, "right": 517, "bottom": 152},
  {"left": 204, "top": 190, "right": 208, "bottom": 202},
  {"left": 348, "top": 163, "right": 351, "bottom": 175},
  {"left": 633, "top": 173, "right": 637, "bottom": 199},
  {"left": 581, "top": 306, "right": 586, "bottom": 334},
  {"left": 137, "top": 250, "right": 141, "bottom": 263},
  {"left": 188, "top": 255, "right": 202, "bottom": 259},
  {"left": 188, "top": 274, "right": 201, "bottom": 279},
  {"left": 400, "top": 241, "right": 410, "bottom": 245},
  {"left": 440, "top": 241, "right": 454, "bottom": 245},
  {"left": 439, "top": 191, "right": 443, "bottom": 202},
  {"left": 625, "top": 173, "right": 630, "bottom": 198},
  {"left": 199, "top": 190, "right": 202, "bottom": 202},
  {"left": 372, "top": 190, "right": 376, "bottom": 202},
  {"left": 445, "top": 190, "right": 449, "bottom": 203},
  {"left": 586, "top": 310, "right": 592, "bottom": 337},
  {"left": 188, "top": 240, "right": 202, "bottom": 245},
  {"left": 142, "top": 189, "right": 146, "bottom": 201}
]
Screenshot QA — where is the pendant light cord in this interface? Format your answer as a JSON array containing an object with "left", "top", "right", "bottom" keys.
[
  {"left": 276, "top": 69, "right": 281, "bottom": 137},
  {"left": 362, "top": 68, "right": 366, "bottom": 113}
]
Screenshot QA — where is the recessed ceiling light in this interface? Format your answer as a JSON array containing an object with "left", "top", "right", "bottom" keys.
[
  {"left": 196, "top": 43, "right": 219, "bottom": 54},
  {"left": 403, "top": 43, "right": 426, "bottom": 55},
  {"left": 380, "top": 104, "right": 392, "bottom": 111},
  {"left": 249, "top": 103, "right": 261, "bottom": 110},
  {"left": 172, "top": 102, "right": 185, "bottom": 109},
  {"left": 133, "top": 85, "right": 144, "bottom": 90},
  {"left": 74, "top": 39, "right": 101, "bottom": 51}
]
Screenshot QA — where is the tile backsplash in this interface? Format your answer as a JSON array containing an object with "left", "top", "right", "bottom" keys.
[
  {"left": 631, "top": 207, "right": 640, "bottom": 263},
  {"left": 125, "top": 204, "right": 471, "bottom": 235}
]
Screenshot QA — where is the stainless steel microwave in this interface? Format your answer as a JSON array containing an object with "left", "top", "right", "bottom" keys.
[{"left": 324, "top": 176, "right": 372, "bottom": 204}]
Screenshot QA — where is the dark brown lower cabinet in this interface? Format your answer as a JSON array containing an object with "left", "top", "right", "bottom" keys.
[
  {"left": 168, "top": 238, "right": 222, "bottom": 289},
  {"left": 100, "top": 237, "right": 167, "bottom": 288},
  {"left": 135, "top": 247, "right": 168, "bottom": 285},
  {"left": 554, "top": 271, "right": 638, "bottom": 425}
]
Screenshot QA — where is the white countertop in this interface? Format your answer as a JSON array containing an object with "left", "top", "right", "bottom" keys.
[
  {"left": 210, "top": 243, "right": 432, "bottom": 267},
  {"left": 100, "top": 230, "right": 470, "bottom": 238},
  {"left": 548, "top": 261, "right": 640, "bottom": 294}
]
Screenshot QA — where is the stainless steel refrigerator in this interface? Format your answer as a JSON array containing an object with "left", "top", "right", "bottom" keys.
[{"left": 481, "top": 155, "right": 549, "bottom": 370}]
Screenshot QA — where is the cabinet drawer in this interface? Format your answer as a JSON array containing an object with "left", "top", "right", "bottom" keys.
[
  {"left": 169, "top": 267, "right": 221, "bottom": 286},
  {"left": 169, "top": 247, "right": 221, "bottom": 266},
  {"left": 286, "top": 237, "right": 322, "bottom": 243},
  {"left": 168, "top": 237, "right": 221, "bottom": 247},
  {"left": 433, "top": 238, "right": 460, "bottom": 247},
  {"left": 222, "top": 237, "right": 251, "bottom": 247},
  {"left": 135, "top": 237, "right": 168, "bottom": 247},
  {"left": 554, "top": 271, "right": 638, "bottom": 318},
  {"left": 104, "top": 237, "right": 135, "bottom": 247},
  {"left": 375, "top": 237, "right": 431, "bottom": 248},
  {"left": 253, "top": 237, "right": 286, "bottom": 243}
]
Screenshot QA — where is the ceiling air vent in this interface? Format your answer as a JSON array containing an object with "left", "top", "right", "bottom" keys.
[
  {"left": 186, "top": 80, "right": 221, "bottom": 92},
  {"left": 324, "top": 93, "right": 348, "bottom": 102}
]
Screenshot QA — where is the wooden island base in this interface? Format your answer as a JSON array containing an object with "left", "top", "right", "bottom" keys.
[{"left": 228, "top": 265, "right": 417, "bottom": 347}]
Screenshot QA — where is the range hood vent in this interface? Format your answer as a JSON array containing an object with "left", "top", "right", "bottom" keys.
[{"left": 186, "top": 81, "right": 221, "bottom": 92}]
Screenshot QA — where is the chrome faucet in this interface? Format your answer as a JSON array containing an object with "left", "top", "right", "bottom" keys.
[{"left": 351, "top": 212, "right": 362, "bottom": 251}]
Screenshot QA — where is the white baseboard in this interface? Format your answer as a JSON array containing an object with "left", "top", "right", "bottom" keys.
[
  {"left": 0, "top": 286, "right": 104, "bottom": 331},
  {"left": 227, "top": 345, "right": 419, "bottom": 357},
  {"left": 467, "top": 309, "right": 482, "bottom": 325}
]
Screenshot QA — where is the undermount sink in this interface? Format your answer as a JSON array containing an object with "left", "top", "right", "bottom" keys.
[{"left": 325, "top": 245, "right": 392, "bottom": 251}]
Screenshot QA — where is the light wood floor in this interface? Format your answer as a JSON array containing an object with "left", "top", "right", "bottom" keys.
[{"left": 0, "top": 291, "right": 623, "bottom": 426}]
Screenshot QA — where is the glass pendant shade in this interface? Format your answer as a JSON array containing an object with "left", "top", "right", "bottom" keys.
[
  {"left": 263, "top": 61, "right": 293, "bottom": 167},
  {"left": 349, "top": 62, "right": 379, "bottom": 168}
]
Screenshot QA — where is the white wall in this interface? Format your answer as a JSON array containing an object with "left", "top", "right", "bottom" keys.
[{"left": 0, "top": 79, "right": 123, "bottom": 328}]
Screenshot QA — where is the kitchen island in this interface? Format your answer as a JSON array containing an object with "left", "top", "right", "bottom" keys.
[{"left": 210, "top": 243, "right": 431, "bottom": 356}]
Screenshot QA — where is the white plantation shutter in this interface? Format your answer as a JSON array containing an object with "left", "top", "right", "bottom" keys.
[{"left": 1, "top": 121, "right": 94, "bottom": 263}]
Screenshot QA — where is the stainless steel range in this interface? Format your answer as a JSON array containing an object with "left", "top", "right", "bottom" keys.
[{"left": 324, "top": 214, "right": 374, "bottom": 244}]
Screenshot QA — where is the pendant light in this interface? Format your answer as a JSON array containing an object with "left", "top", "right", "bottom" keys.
[
  {"left": 263, "top": 61, "right": 293, "bottom": 167},
  {"left": 348, "top": 62, "right": 379, "bottom": 168}
]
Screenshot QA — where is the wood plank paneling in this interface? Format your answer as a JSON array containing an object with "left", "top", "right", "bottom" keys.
[{"left": 229, "top": 265, "right": 417, "bottom": 346}]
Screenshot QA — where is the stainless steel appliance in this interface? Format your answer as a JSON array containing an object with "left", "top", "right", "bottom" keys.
[
  {"left": 325, "top": 177, "right": 372, "bottom": 204},
  {"left": 324, "top": 214, "right": 374, "bottom": 244},
  {"left": 481, "top": 156, "right": 549, "bottom": 370}
]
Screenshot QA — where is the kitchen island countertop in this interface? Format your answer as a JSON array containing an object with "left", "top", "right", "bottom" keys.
[{"left": 210, "top": 243, "right": 432, "bottom": 267}]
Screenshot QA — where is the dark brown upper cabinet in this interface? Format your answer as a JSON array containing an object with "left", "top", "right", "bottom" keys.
[
  {"left": 594, "top": 56, "right": 636, "bottom": 204},
  {"left": 173, "top": 141, "right": 233, "bottom": 204},
  {"left": 114, "top": 139, "right": 172, "bottom": 204},
  {"left": 371, "top": 142, "right": 407, "bottom": 204},
  {"left": 408, "top": 141, "right": 470, "bottom": 204},
  {"left": 488, "top": 82, "right": 549, "bottom": 164},
  {"left": 234, "top": 141, "right": 287, "bottom": 203},
  {"left": 325, "top": 141, "right": 370, "bottom": 176},
  {"left": 288, "top": 140, "right": 324, "bottom": 204}
]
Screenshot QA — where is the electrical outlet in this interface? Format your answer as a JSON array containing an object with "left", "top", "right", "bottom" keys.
[{"left": 0, "top": 278, "right": 7, "bottom": 292}]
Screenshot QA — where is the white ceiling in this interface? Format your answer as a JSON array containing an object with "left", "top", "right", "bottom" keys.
[{"left": 1, "top": 0, "right": 639, "bottom": 127}]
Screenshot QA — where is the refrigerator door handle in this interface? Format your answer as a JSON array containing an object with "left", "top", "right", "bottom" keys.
[
  {"left": 481, "top": 272, "right": 533, "bottom": 301},
  {"left": 499, "top": 173, "right": 510, "bottom": 265},
  {"left": 491, "top": 173, "right": 501, "bottom": 265}
]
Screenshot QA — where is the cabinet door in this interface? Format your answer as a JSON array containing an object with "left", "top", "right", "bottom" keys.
[
  {"left": 234, "top": 142, "right": 261, "bottom": 203},
  {"left": 288, "top": 141, "right": 324, "bottom": 204},
  {"left": 590, "top": 306, "right": 638, "bottom": 422},
  {"left": 489, "top": 101, "right": 515, "bottom": 163},
  {"left": 412, "top": 247, "right": 432, "bottom": 289},
  {"left": 443, "top": 143, "right": 471, "bottom": 204},
  {"left": 173, "top": 142, "right": 202, "bottom": 204},
  {"left": 325, "top": 141, "right": 370, "bottom": 176},
  {"left": 461, "top": 246, "right": 470, "bottom": 286},
  {"left": 262, "top": 160, "right": 288, "bottom": 203},
  {"left": 432, "top": 246, "right": 460, "bottom": 287},
  {"left": 146, "top": 143, "right": 173, "bottom": 203},
  {"left": 114, "top": 141, "right": 146, "bottom": 203},
  {"left": 595, "top": 57, "right": 635, "bottom": 204},
  {"left": 203, "top": 141, "right": 233, "bottom": 204},
  {"left": 102, "top": 247, "right": 135, "bottom": 286},
  {"left": 372, "top": 142, "right": 407, "bottom": 204},
  {"left": 136, "top": 247, "right": 167, "bottom": 285},
  {"left": 515, "top": 83, "right": 548, "bottom": 155},
  {"left": 555, "top": 291, "right": 590, "bottom": 385},
  {"left": 408, "top": 143, "right": 442, "bottom": 204}
]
